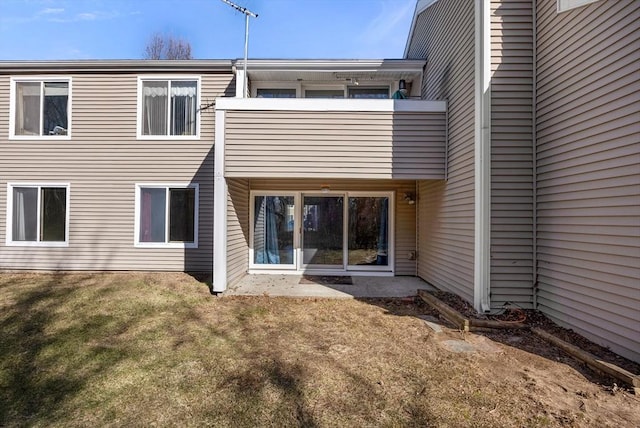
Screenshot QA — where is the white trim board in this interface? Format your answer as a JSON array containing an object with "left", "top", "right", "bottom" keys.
[{"left": 215, "top": 97, "right": 446, "bottom": 113}]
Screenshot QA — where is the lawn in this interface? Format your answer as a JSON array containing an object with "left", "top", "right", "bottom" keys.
[{"left": 0, "top": 272, "right": 638, "bottom": 427}]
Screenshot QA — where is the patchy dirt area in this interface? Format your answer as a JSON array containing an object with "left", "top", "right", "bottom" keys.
[
  {"left": 429, "top": 289, "right": 640, "bottom": 377},
  {"left": 0, "top": 272, "right": 639, "bottom": 427}
]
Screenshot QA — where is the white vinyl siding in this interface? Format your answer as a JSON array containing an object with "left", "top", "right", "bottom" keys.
[
  {"left": 535, "top": 0, "right": 640, "bottom": 362},
  {"left": 407, "top": 0, "right": 476, "bottom": 303},
  {"left": 223, "top": 110, "right": 447, "bottom": 179},
  {"left": 0, "top": 71, "right": 234, "bottom": 271},
  {"left": 490, "top": 0, "right": 535, "bottom": 308}
]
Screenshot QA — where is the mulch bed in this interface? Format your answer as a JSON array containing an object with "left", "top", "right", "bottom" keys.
[{"left": 425, "top": 290, "right": 640, "bottom": 377}]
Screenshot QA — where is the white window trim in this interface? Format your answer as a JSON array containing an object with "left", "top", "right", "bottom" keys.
[
  {"left": 557, "top": 0, "right": 600, "bottom": 12},
  {"left": 248, "top": 190, "right": 394, "bottom": 274},
  {"left": 250, "top": 81, "right": 394, "bottom": 99},
  {"left": 9, "top": 76, "right": 72, "bottom": 140},
  {"left": 6, "top": 182, "right": 70, "bottom": 247},
  {"left": 134, "top": 183, "right": 199, "bottom": 248},
  {"left": 136, "top": 76, "right": 201, "bottom": 140},
  {"left": 249, "top": 191, "right": 298, "bottom": 270}
]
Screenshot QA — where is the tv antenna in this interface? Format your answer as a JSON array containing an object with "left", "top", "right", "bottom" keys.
[{"left": 220, "top": 0, "right": 258, "bottom": 98}]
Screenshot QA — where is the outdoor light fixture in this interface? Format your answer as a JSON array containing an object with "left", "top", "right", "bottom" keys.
[
  {"left": 399, "top": 79, "right": 407, "bottom": 91},
  {"left": 321, "top": 185, "right": 331, "bottom": 193},
  {"left": 403, "top": 192, "right": 415, "bottom": 205}
]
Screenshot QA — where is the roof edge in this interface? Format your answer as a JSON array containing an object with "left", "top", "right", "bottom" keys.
[
  {"left": 0, "top": 59, "right": 234, "bottom": 73},
  {"left": 234, "top": 58, "right": 427, "bottom": 72}
]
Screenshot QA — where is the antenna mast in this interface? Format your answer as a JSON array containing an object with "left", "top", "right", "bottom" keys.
[{"left": 220, "top": 0, "right": 258, "bottom": 98}]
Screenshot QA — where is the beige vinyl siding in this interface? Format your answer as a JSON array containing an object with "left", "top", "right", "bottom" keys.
[
  {"left": 0, "top": 72, "right": 234, "bottom": 272},
  {"left": 490, "top": 0, "right": 534, "bottom": 308},
  {"left": 224, "top": 110, "right": 446, "bottom": 179},
  {"left": 407, "top": 0, "right": 476, "bottom": 303},
  {"left": 250, "top": 178, "right": 418, "bottom": 275},
  {"left": 535, "top": 0, "right": 640, "bottom": 362},
  {"left": 226, "top": 178, "right": 250, "bottom": 286}
]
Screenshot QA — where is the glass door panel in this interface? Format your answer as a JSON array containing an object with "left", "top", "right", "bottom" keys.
[
  {"left": 302, "top": 196, "right": 344, "bottom": 268},
  {"left": 348, "top": 197, "right": 390, "bottom": 268},
  {"left": 253, "top": 195, "right": 295, "bottom": 267}
]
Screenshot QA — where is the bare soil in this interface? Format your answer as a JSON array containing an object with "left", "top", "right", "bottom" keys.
[{"left": 0, "top": 272, "right": 638, "bottom": 427}]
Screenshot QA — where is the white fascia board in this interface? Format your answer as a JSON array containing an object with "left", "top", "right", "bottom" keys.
[
  {"left": 474, "top": 0, "right": 491, "bottom": 313},
  {"left": 215, "top": 97, "right": 446, "bottom": 113},
  {"left": 236, "top": 59, "right": 426, "bottom": 72},
  {"left": 404, "top": 0, "right": 441, "bottom": 58}
]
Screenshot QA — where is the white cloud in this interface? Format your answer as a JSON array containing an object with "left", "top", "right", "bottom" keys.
[{"left": 39, "top": 8, "right": 64, "bottom": 15}]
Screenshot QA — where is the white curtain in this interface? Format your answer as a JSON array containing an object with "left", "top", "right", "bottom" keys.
[
  {"left": 12, "top": 187, "right": 37, "bottom": 241},
  {"left": 143, "top": 81, "right": 196, "bottom": 136}
]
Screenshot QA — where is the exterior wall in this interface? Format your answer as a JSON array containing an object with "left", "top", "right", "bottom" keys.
[
  {"left": 535, "top": 0, "right": 640, "bottom": 362},
  {"left": 490, "top": 0, "right": 535, "bottom": 308},
  {"left": 224, "top": 110, "right": 446, "bottom": 179},
  {"left": 250, "top": 178, "right": 418, "bottom": 276},
  {"left": 0, "top": 71, "right": 234, "bottom": 271},
  {"left": 227, "top": 178, "right": 250, "bottom": 286},
  {"left": 407, "top": 0, "right": 476, "bottom": 303}
]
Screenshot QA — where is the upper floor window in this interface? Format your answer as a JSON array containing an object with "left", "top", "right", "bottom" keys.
[
  {"left": 305, "top": 89, "right": 344, "bottom": 99},
  {"left": 557, "top": 0, "right": 600, "bottom": 12},
  {"left": 10, "top": 78, "right": 70, "bottom": 138},
  {"left": 256, "top": 88, "right": 297, "bottom": 98},
  {"left": 7, "top": 183, "right": 69, "bottom": 246},
  {"left": 138, "top": 77, "right": 199, "bottom": 138},
  {"left": 348, "top": 87, "right": 389, "bottom": 99}
]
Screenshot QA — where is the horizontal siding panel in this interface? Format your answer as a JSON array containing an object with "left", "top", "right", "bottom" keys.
[
  {"left": 535, "top": 0, "right": 640, "bottom": 362},
  {"left": 0, "top": 71, "right": 234, "bottom": 272},
  {"left": 224, "top": 110, "right": 446, "bottom": 180},
  {"left": 490, "top": 0, "right": 534, "bottom": 308}
]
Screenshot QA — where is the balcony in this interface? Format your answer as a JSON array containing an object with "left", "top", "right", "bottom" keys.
[{"left": 215, "top": 97, "right": 447, "bottom": 180}]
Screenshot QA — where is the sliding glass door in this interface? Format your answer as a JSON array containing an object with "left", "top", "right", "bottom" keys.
[
  {"left": 250, "top": 192, "right": 392, "bottom": 272},
  {"left": 302, "top": 195, "right": 344, "bottom": 269},
  {"left": 252, "top": 195, "right": 295, "bottom": 268}
]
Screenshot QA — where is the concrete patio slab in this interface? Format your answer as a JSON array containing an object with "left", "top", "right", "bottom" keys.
[{"left": 223, "top": 274, "right": 435, "bottom": 298}]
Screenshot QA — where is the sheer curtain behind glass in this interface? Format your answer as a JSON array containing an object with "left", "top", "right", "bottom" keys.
[
  {"left": 171, "top": 81, "right": 197, "bottom": 136},
  {"left": 15, "top": 82, "right": 41, "bottom": 136},
  {"left": 142, "top": 81, "right": 168, "bottom": 135},
  {"left": 12, "top": 187, "right": 37, "bottom": 241}
]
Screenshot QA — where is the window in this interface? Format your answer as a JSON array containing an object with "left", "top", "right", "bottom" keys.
[
  {"left": 557, "top": 0, "right": 600, "bottom": 12},
  {"left": 348, "top": 87, "right": 389, "bottom": 99},
  {"left": 139, "top": 78, "right": 199, "bottom": 137},
  {"left": 7, "top": 184, "right": 69, "bottom": 246},
  {"left": 304, "top": 89, "right": 344, "bottom": 99},
  {"left": 11, "top": 78, "right": 70, "bottom": 138},
  {"left": 256, "top": 88, "right": 297, "bottom": 98},
  {"left": 135, "top": 184, "right": 198, "bottom": 247}
]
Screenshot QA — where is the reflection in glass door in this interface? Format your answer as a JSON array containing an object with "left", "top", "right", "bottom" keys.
[
  {"left": 348, "top": 197, "right": 389, "bottom": 268},
  {"left": 302, "top": 195, "right": 344, "bottom": 268},
  {"left": 253, "top": 195, "right": 295, "bottom": 267}
]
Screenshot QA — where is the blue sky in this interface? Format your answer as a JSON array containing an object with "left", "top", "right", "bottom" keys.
[{"left": 0, "top": 0, "right": 417, "bottom": 60}]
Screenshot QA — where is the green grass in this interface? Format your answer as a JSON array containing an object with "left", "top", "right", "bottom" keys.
[{"left": 0, "top": 272, "right": 637, "bottom": 427}]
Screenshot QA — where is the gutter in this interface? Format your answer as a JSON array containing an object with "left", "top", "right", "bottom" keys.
[
  {"left": 0, "top": 59, "right": 233, "bottom": 74},
  {"left": 474, "top": 0, "right": 491, "bottom": 313}
]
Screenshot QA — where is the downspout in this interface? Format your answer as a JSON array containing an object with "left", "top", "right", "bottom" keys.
[
  {"left": 531, "top": 0, "right": 538, "bottom": 309},
  {"left": 474, "top": 0, "right": 491, "bottom": 313}
]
